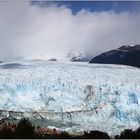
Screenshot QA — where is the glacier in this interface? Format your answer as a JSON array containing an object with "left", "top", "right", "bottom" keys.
[{"left": 0, "top": 60, "right": 140, "bottom": 136}]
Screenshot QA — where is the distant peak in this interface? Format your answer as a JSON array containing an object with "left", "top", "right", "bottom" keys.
[
  {"left": 118, "top": 45, "right": 131, "bottom": 50},
  {"left": 118, "top": 44, "right": 140, "bottom": 51}
]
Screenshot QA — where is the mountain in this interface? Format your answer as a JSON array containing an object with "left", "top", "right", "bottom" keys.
[
  {"left": 89, "top": 45, "right": 140, "bottom": 67},
  {"left": 48, "top": 58, "right": 57, "bottom": 61},
  {"left": 67, "top": 51, "right": 92, "bottom": 62}
]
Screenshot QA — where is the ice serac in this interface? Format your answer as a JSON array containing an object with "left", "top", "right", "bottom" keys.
[{"left": 0, "top": 60, "right": 140, "bottom": 136}]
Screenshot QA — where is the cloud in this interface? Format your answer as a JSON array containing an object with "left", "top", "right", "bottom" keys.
[{"left": 0, "top": 1, "right": 140, "bottom": 60}]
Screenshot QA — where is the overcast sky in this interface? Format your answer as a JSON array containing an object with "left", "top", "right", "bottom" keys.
[{"left": 0, "top": 1, "right": 140, "bottom": 60}]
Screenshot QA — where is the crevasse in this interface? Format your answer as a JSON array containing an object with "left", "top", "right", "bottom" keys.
[{"left": 0, "top": 60, "right": 140, "bottom": 136}]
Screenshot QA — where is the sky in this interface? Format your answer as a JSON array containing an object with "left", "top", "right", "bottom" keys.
[{"left": 0, "top": 1, "right": 140, "bottom": 60}]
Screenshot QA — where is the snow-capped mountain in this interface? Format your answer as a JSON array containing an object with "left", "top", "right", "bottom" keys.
[
  {"left": 0, "top": 60, "right": 140, "bottom": 136},
  {"left": 89, "top": 45, "right": 140, "bottom": 67},
  {"left": 66, "top": 51, "right": 91, "bottom": 62}
]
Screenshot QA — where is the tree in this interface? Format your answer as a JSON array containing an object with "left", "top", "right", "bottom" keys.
[
  {"left": 84, "top": 130, "right": 110, "bottom": 139},
  {"left": 0, "top": 127, "right": 15, "bottom": 138},
  {"left": 115, "top": 129, "right": 134, "bottom": 139},
  {"left": 15, "top": 118, "right": 35, "bottom": 138}
]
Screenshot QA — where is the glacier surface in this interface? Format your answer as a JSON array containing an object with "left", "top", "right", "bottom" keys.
[{"left": 0, "top": 60, "right": 140, "bottom": 136}]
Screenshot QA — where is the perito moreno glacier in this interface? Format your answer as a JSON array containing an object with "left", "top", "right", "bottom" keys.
[{"left": 0, "top": 60, "right": 140, "bottom": 136}]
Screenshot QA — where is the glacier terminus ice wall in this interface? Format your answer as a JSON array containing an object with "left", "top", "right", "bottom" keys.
[{"left": 0, "top": 60, "right": 140, "bottom": 136}]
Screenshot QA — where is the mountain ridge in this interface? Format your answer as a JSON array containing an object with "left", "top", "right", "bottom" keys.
[{"left": 89, "top": 44, "right": 140, "bottom": 67}]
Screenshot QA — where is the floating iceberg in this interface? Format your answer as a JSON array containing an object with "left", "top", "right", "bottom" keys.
[{"left": 0, "top": 60, "right": 140, "bottom": 136}]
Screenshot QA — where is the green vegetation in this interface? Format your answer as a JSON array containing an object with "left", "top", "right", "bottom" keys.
[
  {"left": 15, "top": 118, "right": 35, "bottom": 138},
  {"left": 0, "top": 127, "right": 15, "bottom": 139},
  {"left": 1, "top": 117, "right": 140, "bottom": 139}
]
